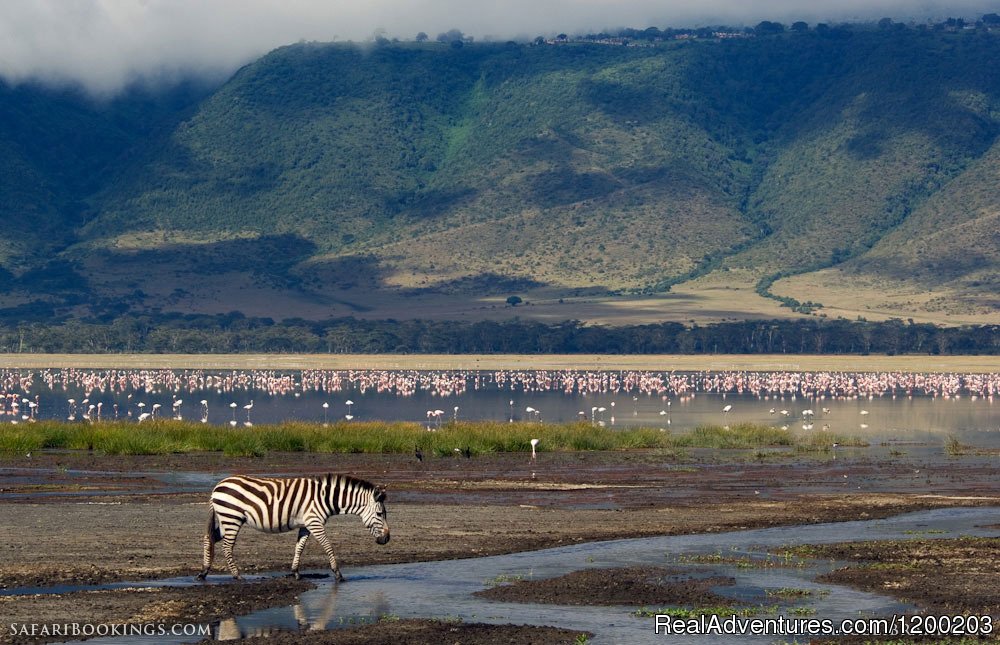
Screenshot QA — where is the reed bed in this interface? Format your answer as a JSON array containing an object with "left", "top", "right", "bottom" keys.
[{"left": 0, "top": 420, "right": 864, "bottom": 457}]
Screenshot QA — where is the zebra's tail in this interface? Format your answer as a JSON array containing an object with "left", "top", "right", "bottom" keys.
[{"left": 196, "top": 506, "right": 221, "bottom": 580}]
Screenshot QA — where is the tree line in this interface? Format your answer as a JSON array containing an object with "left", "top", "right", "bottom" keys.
[{"left": 0, "top": 315, "right": 995, "bottom": 355}]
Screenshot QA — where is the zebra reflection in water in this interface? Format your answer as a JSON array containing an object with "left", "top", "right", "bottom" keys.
[{"left": 213, "top": 585, "right": 391, "bottom": 640}]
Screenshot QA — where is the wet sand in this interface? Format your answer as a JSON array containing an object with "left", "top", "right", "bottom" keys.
[{"left": 0, "top": 449, "right": 997, "bottom": 643}]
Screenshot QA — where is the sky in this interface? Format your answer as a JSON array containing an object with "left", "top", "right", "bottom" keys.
[{"left": 0, "top": 0, "right": 995, "bottom": 96}]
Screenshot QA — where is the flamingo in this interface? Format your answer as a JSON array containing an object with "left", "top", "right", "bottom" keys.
[
  {"left": 530, "top": 438, "right": 539, "bottom": 460},
  {"left": 244, "top": 400, "right": 254, "bottom": 424}
]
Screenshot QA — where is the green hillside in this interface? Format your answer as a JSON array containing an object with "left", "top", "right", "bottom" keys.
[
  {"left": 0, "top": 81, "right": 212, "bottom": 268},
  {"left": 2, "top": 26, "right": 999, "bottom": 325}
]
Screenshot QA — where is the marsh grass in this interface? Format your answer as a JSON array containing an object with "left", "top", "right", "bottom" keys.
[
  {"left": 0, "top": 420, "right": 865, "bottom": 457},
  {"left": 794, "top": 431, "right": 869, "bottom": 451},
  {"left": 944, "top": 434, "right": 966, "bottom": 456},
  {"left": 678, "top": 423, "right": 794, "bottom": 449}
]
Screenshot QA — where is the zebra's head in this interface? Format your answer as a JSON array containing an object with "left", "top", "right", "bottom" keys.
[{"left": 364, "top": 484, "right": 390, "bottom": 545}]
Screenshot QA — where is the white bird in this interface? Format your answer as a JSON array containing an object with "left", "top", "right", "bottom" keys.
[
  {"left": 722, "top": 404, "right": 733, "bottom": 414},
  {"left": 530, "top": 438, "right": 539, "bottom": 460}
]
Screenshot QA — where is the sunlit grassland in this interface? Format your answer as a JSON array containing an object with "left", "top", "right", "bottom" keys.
[
  {"left": 0, "top": 421, "right": 864, "bottom": 458},
  {"left": 772, "top": 269, "right": 1000, "bottom": 326}
]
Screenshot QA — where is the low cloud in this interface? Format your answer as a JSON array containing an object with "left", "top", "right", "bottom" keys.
[{"left": 0, "top": 0, "right": 994, "bottom": 96}]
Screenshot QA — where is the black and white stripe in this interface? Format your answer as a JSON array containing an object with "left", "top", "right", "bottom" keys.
[{"left": 197, "top": 474, "right": 390, "bottom": 581}]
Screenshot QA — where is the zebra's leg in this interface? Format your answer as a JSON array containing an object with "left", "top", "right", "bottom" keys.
[
  {"left": 197, "top": 508, "right": 221, "bottom": 580},
  {"left": 219, "top": 520, "right": 245, "bottom": 580},
  {"left": 291, "top": 527, "right": 310, "bottom": 579},
  {"left": 306, "top": 520, "right": 344, "bottom": 582}
]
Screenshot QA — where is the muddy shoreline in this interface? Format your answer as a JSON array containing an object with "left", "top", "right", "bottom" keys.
[{"left": 0, "top": 449, "right": 997, "bottom": 644}]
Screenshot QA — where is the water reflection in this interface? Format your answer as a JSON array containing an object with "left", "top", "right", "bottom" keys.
[{"left": 213, "top": 583, "right": 354, "bottom": 640}]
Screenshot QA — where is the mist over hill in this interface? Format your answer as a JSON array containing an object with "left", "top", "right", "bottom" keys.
[{"left": 1, "top": 21, "right": 998, "bottom": 329}]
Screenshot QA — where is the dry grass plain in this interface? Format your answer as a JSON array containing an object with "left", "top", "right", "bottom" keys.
[
  {"left": 772, "top": 268, "right": 1000, "bottom": 326},
  {"left": 0, "top": 353, "right": 996, "bottom": 372}
]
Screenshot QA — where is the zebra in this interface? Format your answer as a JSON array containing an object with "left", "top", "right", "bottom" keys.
[{"left": 196, "top": 474, "right": 390, "bottom": 582}]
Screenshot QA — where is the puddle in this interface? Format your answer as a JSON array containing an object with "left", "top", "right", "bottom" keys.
[{"left": 16, "top": 506, "right": 999, "bottom": 644}]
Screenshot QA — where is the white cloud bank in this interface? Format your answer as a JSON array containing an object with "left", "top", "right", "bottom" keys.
[{"left": 0, "top": 0, "right": 995, "bottom": 95}]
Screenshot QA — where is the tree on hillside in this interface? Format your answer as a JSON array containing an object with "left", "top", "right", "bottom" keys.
[
  {"left": 436, "top": 28, "right": 464, "bottom": 43},
  {"left": 506, "top": 295, "right": 523, "bottom": 307},
  {"left": 791, "top": 21, "right": 809, "bottom": 32},
  {"left": 416, "top": 31, "right": 428, "bottom": 42},
  {"left": 755, "top": 21, "right": 785, "bottom": 35}
]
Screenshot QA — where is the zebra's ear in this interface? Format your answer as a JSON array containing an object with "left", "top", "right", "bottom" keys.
[{"left": 375, "top": 484, "right": 387, "bottom": 501}]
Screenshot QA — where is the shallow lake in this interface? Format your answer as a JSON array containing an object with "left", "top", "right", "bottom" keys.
[{"left": 1, "top": 369, "right": 997, "bottom": 446}]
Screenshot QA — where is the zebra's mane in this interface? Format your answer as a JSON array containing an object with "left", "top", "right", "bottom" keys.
[{"left": 247, "top": 473, "right": 379, "bottom": 492}]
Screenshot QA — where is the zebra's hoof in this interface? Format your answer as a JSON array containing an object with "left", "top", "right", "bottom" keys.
[
  {"left": 195, "top": 572, "right": 207, "bottom": 581},
  {"left": 293, "top": 571, "right": 301, "bottom": 580}
]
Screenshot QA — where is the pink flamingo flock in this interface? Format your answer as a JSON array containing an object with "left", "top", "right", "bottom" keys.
[{"left": 0, "top": 368, "right": 997, "bottom": 424}]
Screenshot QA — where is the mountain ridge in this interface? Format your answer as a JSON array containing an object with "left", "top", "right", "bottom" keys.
[{"left": 1, "top": 26, "right": 998, "bottom": 326}]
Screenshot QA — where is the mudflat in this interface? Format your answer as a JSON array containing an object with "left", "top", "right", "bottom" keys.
[{"left": 0, "top": 449, "right": 997, "bottom": 643}]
